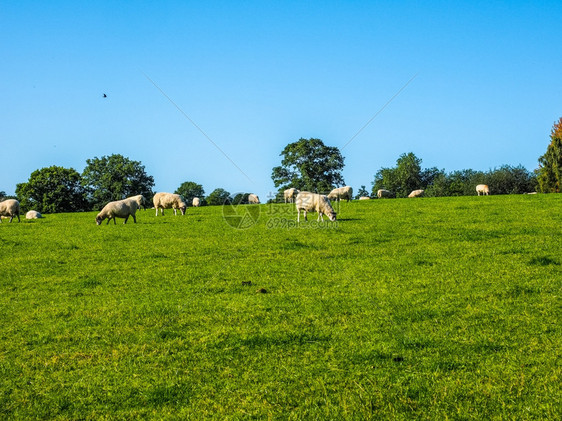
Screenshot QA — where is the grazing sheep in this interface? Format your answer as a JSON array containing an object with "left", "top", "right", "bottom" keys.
[
  {"left": 153, "top": 192, "right": 187, "bottom": 216},
  {"left": 295, "top": 191, "right": 337, "bottom": 222},
  {"left": 359, "top": 196, "right": 370, "bottom": 200},
  {"left": 408, "top": 189, "right": 424, "bottom": 198},
  {"left": 128, "top": 194, "right": 146, "bottom": 210},
  {"left": 283, "top": 188, "right": 300, "bottom": 203},
  {"left": 0, "top": 199, "right": 21, "bottom": 223},
  {"left": 192, "top": 197, "right": 200, "bottom": 207},
  {"left": 96, "top": 198, "right": 139, "bottom": 225},
  {"left": 377, "top": 189, "right": 392, "bottom": 198},
  {"left": 476, "top": 184, "right": 490, "bottom": 196},
  {"left": 25, "top": 210, "right": 42, "bottom": 219},
  {"left": 248, "top": 194, "right": 260, "bottom": 204},
  {"left": 327, "top": 186, "right": 353, "bottom": 202}
]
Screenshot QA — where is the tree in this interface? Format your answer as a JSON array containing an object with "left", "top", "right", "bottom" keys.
[
  {"left": 206, "top": 188, "right": 231, "bottom": 206},
  {"left": 421, "top": 167, "right": 444, "bottom": 189},
  {"left": 175, "top": 181, "right": 205, "bottom": 206},
  {"left": 447, "top": 169, "right": 485, "bottom": 196},
  {"left": 81, "top": 154, "right": 155, "bottom": 210},
  {"left": 15, "top": 166, "right": 88, "bottom": 213},
  {"left": 271, "top": 138, "right": 345, "bottom": 195},
  {"left": 424, "top": 172, "right": 449, "bottom": 197},
  {"left": 488, "top": 165, "right": 537, "bottom": 195},
  {"left": 372, "top": 152, "right": 425, "bottom": 198},
  {"left": 232, "top": 193, "right": 250, "bottom": 205},
  {"left": 355, "top": 185, "right": 370, "bottom": 199},
  {"left": 537, "top": 117, "right": 562, "bottom": 193}
]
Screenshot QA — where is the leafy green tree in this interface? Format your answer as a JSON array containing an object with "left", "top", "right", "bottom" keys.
[
  {"left": 447, "top": 169, "right": 486, "bottom": 196},
  {"left": 175, "top": 181, "right": 205, "bottom": 206},
  {"left": 82, "top": 154, "right": 154, "bottom": 210},
  {"left": 206, "top": 188, "right": 231, "bottom": 206},
  {"left": 0, "top": 191, "right": 5, "bottom": 201},
  {"left": 488, "top": 165, "right": 537, "bottom": 194},
  {"left": 355, "top": 185, "right": 370, "bottom": 199},
  {"left": 424, "top": 172, "right": 449, "bottom": 197},
  {"left": 372, "top": 152, "right": 426, "bottom": 198},
  {"left": 395, "top": 152, "right": 423, "bottom": 196},
  {"left": 16, "top": 166, "right": 88, "bottom": 213},
  {"left": 271, "top": 138, "right": 345, "bottom": 195},
  {"left": 371, "top": 166, "right": 398, "bottom": 197},
  {"left": 232, "top": 193, "right": 250, "bottom": 205},
  {"left": 537, "top": 117, "right": 562, "bottom": 193}
]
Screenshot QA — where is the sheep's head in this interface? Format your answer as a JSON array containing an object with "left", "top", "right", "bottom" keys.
[
  {"left": 95, "top": 215, "right": 103, "bottom": 225},
  {"left": 328, "top": 211, "right": 337, "bottom": 222},
  {"left": 179, "top": 204, "right": 187, "bottom": 215}
]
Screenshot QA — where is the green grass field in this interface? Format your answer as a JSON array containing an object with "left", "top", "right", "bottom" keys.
[{"left": 1, "top": 195, "right": 560, "bottom": 420}]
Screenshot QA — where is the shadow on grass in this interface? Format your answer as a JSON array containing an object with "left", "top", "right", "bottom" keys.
[{"left": 528, "top": 256, "right": 559, "bottom": 266}]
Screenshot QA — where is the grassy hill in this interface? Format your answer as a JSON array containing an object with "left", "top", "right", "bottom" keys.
[{"left": 1, "top": 195, "right": 560, "bottom": 419}]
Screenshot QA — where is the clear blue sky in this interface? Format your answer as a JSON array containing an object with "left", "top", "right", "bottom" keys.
[{"left": 2, "top": 1, "right": 561, "bottom": 198}]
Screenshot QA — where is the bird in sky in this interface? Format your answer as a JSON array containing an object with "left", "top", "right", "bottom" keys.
[{"left": 103, "top": 93, "right": 107, "bottom": 98}]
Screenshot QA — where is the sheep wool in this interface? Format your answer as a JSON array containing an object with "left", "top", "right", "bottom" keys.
[
  {"left": 26, "top": 210, "right": 43, "bottom": 219},
  {"left": 96, "top": 198, "right": 139, "bottom": 225},
  {"left": 295, "top": 191, "right": 337, "bottom": 222},
  {"left": 153, "top": 192, "right": 187, "bottom": 216},
  {"left": 0, "top": 199, "right": 21, "bottom": 223}
]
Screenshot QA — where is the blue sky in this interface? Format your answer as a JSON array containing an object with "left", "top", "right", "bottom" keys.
[{"left": 2, "top": 1, "right": 561, "bottom": 199}]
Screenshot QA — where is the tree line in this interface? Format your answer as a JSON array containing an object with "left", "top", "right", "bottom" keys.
[
  {"left": 270, "top": 118, "right": 561, "bottom": 200},
  {"left": 6, "top": 154, "right": 235, "bottom": 214},
  {"left": 369, "top": 117, "right": 562, "bottom": 198},
  {"left": 370, "top": 152, "right": 537, "bottom": 198},
  {"left": 3, "top": 118, "right": 562, "bottom": 212}
]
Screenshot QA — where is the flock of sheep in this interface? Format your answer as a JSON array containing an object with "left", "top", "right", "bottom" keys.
[
  {"left": 0, "top": 199, "right": 42, "bottom": 222},
  {"left": 95, "top": 192, "right": 189, "bottom": 225},
  {"left": 288, "top": 184, "right": 491, "bottom": 222},
  {"left": 0, "top": 184, "right": 491, "bottom": 225}
]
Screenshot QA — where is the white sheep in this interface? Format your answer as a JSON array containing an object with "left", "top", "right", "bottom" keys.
[
  {"left": 359, "top": 196, "right": 370, "bottom": 200},
  {"left": 96, "top": 198, "right": 139, "bottom": 225},
  {"left": 327, "top": 186, "right": 353, "bottom": 202},
  {"left": 408, "top": 189, "right": 424, "bottom": 198},
  {"left": 377, "top": 189, "right": 392, "bottom": 198},
  {"left": 192, "top": 197, "right": 201, "bottom": 207},
  {"left": 476, "top": 184, "right": 490, "bottom": 196},
  {"left": 248, "top": 194, "right": 260, "bottom": 204},
  {"left": 153, "top": 192, "right": 187, "bottom": 216},
  {"left": 295, "top": 191, "right": 337, "bottom": 222},
  {"left": 0, "top": 199, "right": 21, "bottom": 223},
  {"left": 128, "top": 194, "right": 146, "bottom": 210},
  {"left": 283, "top": 188, "right": 300, "bottom": 203},
  {"left": 26, "top": 210, "right": 43, "bottom": 219}
]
